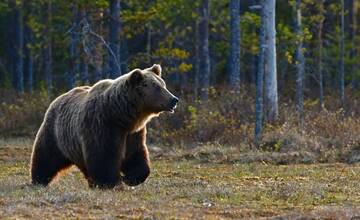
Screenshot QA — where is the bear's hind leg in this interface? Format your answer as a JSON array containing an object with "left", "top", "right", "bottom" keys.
[{"left": 30, "top": 127, "right": 72, "bottom": 186}]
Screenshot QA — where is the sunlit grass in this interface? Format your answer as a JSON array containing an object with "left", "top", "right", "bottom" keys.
[{"left": 1, "top": 139, "right": 360, "bottom": 219}]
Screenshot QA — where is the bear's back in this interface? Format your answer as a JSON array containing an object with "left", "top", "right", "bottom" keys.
[
  {"left": 51, "top": 80, "right": 114, "bottom": 125},
  {"left": 53, "top": 86, "right": 90, "bottom": 111},
  {"left": 87, "top": 79, "right": 114, "bottom": 96}
]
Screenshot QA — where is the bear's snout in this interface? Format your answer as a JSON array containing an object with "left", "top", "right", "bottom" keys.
[{"left": 166, "top": 96, "right": 178, "bottom": 113}]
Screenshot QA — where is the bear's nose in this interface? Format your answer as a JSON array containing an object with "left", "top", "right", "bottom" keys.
[{"left": 171, "top": 96, "right": 179, "bottom": 106}]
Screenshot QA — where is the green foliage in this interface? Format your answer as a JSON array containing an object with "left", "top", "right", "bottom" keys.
[
  {"left": 0, "top": 0, "right": 358, "bottom": 95},
  {"left": 154, "top": 47, "right": 189, "bottom": 60},
  {"left": 240, "top": 12, "right": 260, "bottom": 54}
]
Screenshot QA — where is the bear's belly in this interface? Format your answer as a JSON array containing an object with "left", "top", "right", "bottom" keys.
[
  {"left": 54, "top": 116, "right": 85, "bottom": 167},
  {"left": 57, "top": 133, "right": 84, "bottom": 164}
]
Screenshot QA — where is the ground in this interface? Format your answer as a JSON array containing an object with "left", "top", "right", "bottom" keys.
[{"left": 1, "top": 138, "right": 360, "bottom": 219}]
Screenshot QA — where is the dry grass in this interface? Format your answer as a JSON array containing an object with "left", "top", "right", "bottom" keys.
[{"left": 1, "top": 138, "right": 360, "bottom": 219}]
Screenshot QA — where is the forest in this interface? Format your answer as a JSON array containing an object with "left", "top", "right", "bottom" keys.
[{"left": 0, "top": 0, "right": 360, "bottom": 219}]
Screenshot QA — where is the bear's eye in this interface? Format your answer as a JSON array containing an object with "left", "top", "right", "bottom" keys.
[{"left": 143, "top": 83, "right": 148, "bottom": 87}]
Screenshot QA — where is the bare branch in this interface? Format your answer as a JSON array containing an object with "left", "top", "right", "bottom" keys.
[
  {"left": 67, "top": 18, "right": 122, "bottom": 74},
  {"left": 249, "top": 5, "right": 262, "bottom": 10}
]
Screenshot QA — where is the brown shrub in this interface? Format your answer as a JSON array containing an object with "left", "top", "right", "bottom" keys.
[
  {"left": 0, "top": 89, "right": 50, "bottom": 136},
  {"left": 1, "top": 87, "right": 359, "bottom": 163},
  {"left": 149, "top": 87, "right": 360, "bottom": 163}
]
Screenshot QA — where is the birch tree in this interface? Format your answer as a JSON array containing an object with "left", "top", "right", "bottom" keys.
[
  {"left": 255, "top": 0, "right": 278, "bottom": 142},
  {"left": 255, "top": 0, "right": 266, "bottom": 143},
  {"left": 264, "top": 0, "right": 278, "bottom": 122}
]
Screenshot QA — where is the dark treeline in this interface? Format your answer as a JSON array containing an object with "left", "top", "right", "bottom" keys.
[{"left": 0, "top": 0, "right": 359, "bottom": 141}]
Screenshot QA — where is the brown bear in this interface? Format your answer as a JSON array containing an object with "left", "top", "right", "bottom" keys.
[{"left": 30, "top": 64, "right": 178, "bottom": 188}]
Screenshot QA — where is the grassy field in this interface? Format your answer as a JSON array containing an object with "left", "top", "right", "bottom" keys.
[{"left": 1, "top": 139, "right": 360, "bottom": 219}]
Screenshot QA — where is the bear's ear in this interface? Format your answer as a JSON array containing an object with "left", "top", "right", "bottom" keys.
[
  {"left": 150, "top": 64, "right": 162, "bottom": 77},
  {"left": 129, "top": 69, "right": 144, "bottom": 85}
]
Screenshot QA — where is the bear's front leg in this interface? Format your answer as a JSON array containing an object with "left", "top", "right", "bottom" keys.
[
  {"left": 86, "top": 159, "right": 121, "bottom": 189},
  {"left": 84, "top": 133, "right": 127, "bottom": 189},
  {"left": 122, "top": 128, "right": 150, "bottom": 186}
]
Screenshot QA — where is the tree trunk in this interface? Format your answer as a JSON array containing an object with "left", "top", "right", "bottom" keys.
[
  {"left": 6, "top": 0, "right": 15, "bottom": 80},
  {"left": 13, "top": 0, "right": 24, "bottom": 93},
  {"left": 199, "top": 0, "right": 210, "bottom": 100},
  {"left": 228, "top": 0, "right": 241, "bottom": 89},
  {"left": 264, "top": 0, "right": 278, "bottom": 122},
  {"left": 255, "top": 0, "right": 266, "bottom": 144},
  {"left": 43, "top": 1, "right": 52, "bottom": 96},
  {"left": 108, "top": 0, "right": 121, "bottom": 78},
  {"left": 121, "top": 37, "right": 129, "bottom": 74},
  {"left": 68, "top": 2, "right": 78, "bottom": 89},
  {"left": 339, "top": 0, "right": 345, "bottom": 106},
  {"left": 351, "top": 0, "right": 358, "bottom": 88},
  {"left": 24, "top": 2, "right": 33, "bottom": 94},
  {"left": 295, "top": 0, "right": 305, "bottom": 125},
  {"left": 193, "top": 17, "right": 200, "bottom": 98},
  {"left": 0, "top": 58, "right": 6, "bottom": 86},
  {"left": 318, "top": 1, "right": 325, "bottom": 110},
  {"left": 250, "top": 54, "right": 257, "bottom": 85}
]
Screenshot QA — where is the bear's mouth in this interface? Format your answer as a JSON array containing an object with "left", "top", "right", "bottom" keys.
[
  {"left": 164, "top": 96, "right": 178, "bottom": 113},
  {"left": 166, "top": 104, "right": 177, "bottom": 113}
]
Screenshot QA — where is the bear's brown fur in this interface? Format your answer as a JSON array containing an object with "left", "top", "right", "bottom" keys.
[{"left": 30, "top": 64, "right": 178, "bottom": 188}]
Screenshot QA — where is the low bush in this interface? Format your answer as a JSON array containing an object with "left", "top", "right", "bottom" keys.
[
  {"left": 0, "top": 89, "right": 50, "bottom": 136},
  {"left": 1, "top": 87, "right": 359, "bottom": 163}
]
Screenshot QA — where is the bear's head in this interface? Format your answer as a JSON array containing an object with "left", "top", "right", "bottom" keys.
[{"left": 128, "top": 64, "right": 179, "bottom": 114}]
